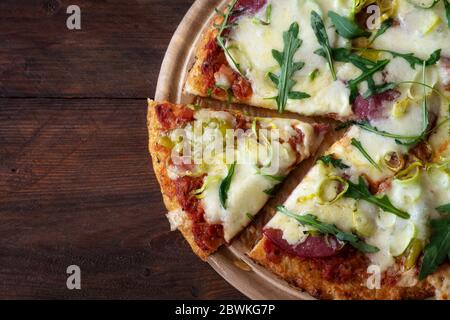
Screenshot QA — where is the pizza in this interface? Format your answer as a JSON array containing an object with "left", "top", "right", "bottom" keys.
[
  {"left": 185, "top": 0, "right": 450, "bottom": 119},
  {"left": 149, "top": 0, "right": 450, "bottom": 299},
  {"left": 148, "top": 100, "right": 328, "bottom": 260},
  {"left": 249, "top": 123, "right": 449, "bottom": 299}
]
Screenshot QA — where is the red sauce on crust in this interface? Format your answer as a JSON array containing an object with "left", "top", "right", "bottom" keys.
[
  {"left": 202, "top": 38, "right": 227, "bottom": 90},
  {"left": 314, "top": 248, "right": 367, "bottom": 283},
  {"left": 192, "top": 223, "right": 224, "bottom": 252},
  {"left": 175, "top": 176, "right": 205, "bottom": 223},
  {"left": 174, "top": 176, "right": 224, "bottom": 251},
  {"left": 235, "top": 114, "right": 251, "bottom": 130},
  {"left": 155, "top": 103, "right": 194, "bottom": 131},
  {"left": 232, "top": 76, "right": 253, "bottom": 100},
  {"left": 288, "top": 127, "right": 304, "bottom": 154},
  {"left": 263, "top": 233, "right": 368, "bottom": 283},
  {"left": 201, "top": 33, "right": 253, "bottom": 100}
]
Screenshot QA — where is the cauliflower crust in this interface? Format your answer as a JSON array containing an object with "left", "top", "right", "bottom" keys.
[
  {"left": 249, "top": 236, "right": 437, "bottom": 300},
  {"left": 147, "top": 100, "right": 223, "bottom": 260}
]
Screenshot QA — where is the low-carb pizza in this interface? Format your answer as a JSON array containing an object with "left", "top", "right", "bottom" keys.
[
  {"left": 249, "top": 121, "right": 450, "bottom": 299},
  {"left": 149, "top": 0, "right": 450, "bottom": 299},
  {"left": 185, "top": 0, "right": 450, "bottom": 118},
  {"left": 148, "top": 100, "right": 328, "bottom": 260}
]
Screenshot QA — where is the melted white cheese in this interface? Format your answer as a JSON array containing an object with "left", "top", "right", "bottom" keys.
[
  {"left": 263, "top": 121, "right": 449, "bottom": 272},
  {"left": 373, "top": 1, "right": 450, "bottom": 59},
  {"left": 201, "top": 126, "right": 300, "bottom": 241},
  {"left": 329, "top": 126, "right": 408, "bottom": 182},
  {"left": 227, "top": 0, "right": 354, "bottom": 117},
  {"left": 230, "top": 0, "right": 450, "bottom": 277},
  {"left": 166, "top": 109, "right": 319, "bottom": 242}
]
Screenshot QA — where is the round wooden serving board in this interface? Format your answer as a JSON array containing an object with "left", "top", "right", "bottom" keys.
[{"left": 155, "top": 0, "right": 339, "bottom": 300}]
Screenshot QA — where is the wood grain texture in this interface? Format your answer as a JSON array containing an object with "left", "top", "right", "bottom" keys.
[
  {"left": 0, "top": 0, "right": 246, "bottom": 299},
  {"left": 0, "top": 0, "right": 194, "bottom": 98}
]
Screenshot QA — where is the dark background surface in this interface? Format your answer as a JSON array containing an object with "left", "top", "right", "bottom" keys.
[{"left": 0, "top": 0, "right": 245, "bottom": 299}]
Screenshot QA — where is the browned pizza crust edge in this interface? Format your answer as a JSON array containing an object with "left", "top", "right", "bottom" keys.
[
  {"left": 249, "top": 235, "right": 438, "bottom": 300},
  {"left": 147, "top": 100, "right": 222, "bottom": 261},
  {"left": 184, "top": 24, "right": 220, "bottom": 99}
]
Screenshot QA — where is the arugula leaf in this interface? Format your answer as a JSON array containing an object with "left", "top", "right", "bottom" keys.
[
  {"left": 344, "top": 176, "right": 410, "bottom": 219},
  {"left": 419, "top": 216, "right": 450, "bottom": 280},
  {"left": 360, "top": 48, "right": 442, "bottom": 69},
  {"left": 345, "top": 68, "right": 433, "bottom": 148},
  {"left": 269, "top": 22, "right": 310, "bottom": 113},
  {"left": 214, "top": 0, "right": 241, "bottom": 74},
  {"left": 277, "top": 205, "right": 380, "bottom": 253},
  {"left": 345, "top": 118, "right": 435, "bottom": 147},
  {"left": 437, "top": 203, "right": 450, "bottom": 214},
  {"left": 315, "top": 47, "right": 392, "bottom": 101},
  {"left": 352, "top": 120, "right": 422, "bottom": 142},
  {"left": 370, "top": 19, "right": 393, "bottom": 43},
  {"left": 347, "top": 59, "right": 390, "bottom": 101},
  {"left": 319, "top": 155, "right": 350, "bottom": 169},
  {"left": 362, "top": 82, "right": 396, "bottom": 99},
  {"left": 264, "top": 185, "right": 280, "bottom": 197},
  {"left": 351, "top": 138, "right": 381, "bottom": 170},
  {"left": 311, "top": 11, "right": 337, "bottom": 80},
  {"left": 252, "top": 3, "right": 272, "bottom": 25},
  {"left": 316, "top": 47, "right": 376, "bottom": 69},
  {"left": 246, "top": 212, "right": 254, "bottom": 220},
  {"left": 329, "top": 11, "right": 371, "bottom": 39},
  {"left": 219, "top": 161, "right": 236, "bottom": 209},
  {"left": 445, "top": 0, "right": 450, "bottom": 30}
]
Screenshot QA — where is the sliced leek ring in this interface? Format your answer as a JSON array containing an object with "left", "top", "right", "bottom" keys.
[
  {"left": 226, "top": 43, "right": 253, "bottom": 72},
  {"left": 353, "top": 206, "right": 376, "bottom": 237},
  {"left": 389, "top": 222, "right": 416, "bottom": 257},
  {"left": 204, "top": 118, "right": 233, "bottom": 138},
  {"left": 297, "top": 193, "right": 316, "bottom": 204},
  {"left": 157, "top": 136, "right": 175, "bottom": 149},
  {"left": 392, "top": 98, "right": 411, "bottom": 118},
  {"left": 422, "top": 12, "right": 442, "bottom": 35},
  {"left": 426, "top": 158, "right": 450, "bottom": 172},
  {"left": 426, "top": 164, "right": 450, "bottom": 190},
  {"left": 405, "top": 238, "right": 423, "bottom": 270},
  {"left": 352, "top": 0, "right": 398, "bottom": 22},
  {"left": 395, "top": 162, "right": 423, "bottom": 183},
  {"left": 378, "top": 211, "right": 397, "bottom": 229},
  {"left": 191, "top": 175, "right": 220, "bottom": 199},
  {"left": 383, "top": 151, "right": 405, "bottom": 172},
  {"left": 317, "top": 176, "right": 349, "bottom": 205}
]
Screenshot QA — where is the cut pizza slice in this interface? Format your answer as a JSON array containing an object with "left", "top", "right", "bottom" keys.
[
  {"left": 249, "top": 115, "right": 450, "bottom": 299},
  {"left": 185, "top": 0, "right": 449, "bottom": 119},
  {"left": 147, "top": 100, "right": 328, "bottom": 260}
]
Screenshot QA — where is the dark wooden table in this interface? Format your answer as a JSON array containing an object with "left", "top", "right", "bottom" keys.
[{"left": 0, "top": 0, "right": 245, "bottom": 299}]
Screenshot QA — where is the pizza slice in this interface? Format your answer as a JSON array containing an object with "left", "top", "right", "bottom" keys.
[
  {"left": 185, "top": 0, "right": 449, "bottom": 119},
  {"left": 147, "top": 100, "right": 328, "bottom": 260},
  {"left": 249, "top": 113, "right": 450, "bottom": 299}
]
